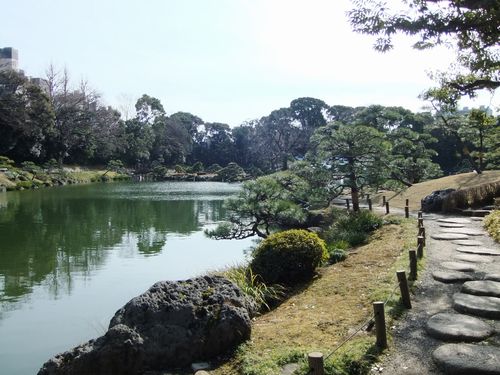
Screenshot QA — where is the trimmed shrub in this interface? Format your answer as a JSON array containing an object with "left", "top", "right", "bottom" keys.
[
  {"left": 327, "top": 247, "right": 347, "bottom": 264},
  {"left": 206, "top": 163, "right": 222, "bottom": 173},
  {"left": 442, "top": 181, "right": 500, "bottom": 211},
  {"left": 484, "top": 210, "right": 500, "bottom": 242},
  {"left": 250, "top": 229, "right": 328, "bottom": 285}
]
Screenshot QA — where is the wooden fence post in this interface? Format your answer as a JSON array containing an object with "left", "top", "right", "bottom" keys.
[
  {"left": 366, "top": 194, "right": 370, "bottom": 201},
  {"left": 373, "top": 302, "right": 387, "bottom": 349},
  {"left": 418, "top": 218, "right": 424, "bottom": 228},
  {"left": 405, "top": 206, "right": 409, "bottom": 218},
  {"left": 346, "top": 199, "right": 350, "bottom": 210},
  {"left": 396, "top": 270, "right": 412, "bottom": 309},
  {"left": 409, "top": 250, "right": 417, "bottom": 280},
  {"left": 368, "top": 198, "right": 372, "bottom": 211},
  {"left": 385, "top": 202, "right": 390, "bottom": 214},
  {"left": 418, "top": 211, "right": 423, "bottom": 219},
  {"left": 405, "top": 198, "right": 409, "bottom": 206},
  {"left": 417, "top": 242, "right": 424, "bottom": 259},
  {"left": 308, "top": 352, "right": 325, "bottom": 375},
  {"left": 382, "top": 195, "right": 386, "bottom": 206}
]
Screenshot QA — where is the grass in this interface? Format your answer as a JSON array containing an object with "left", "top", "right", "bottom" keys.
[
  {"left": 372, "top": 170, "right": 500, "bottom": 211},
  {"left": 211, "top": 218, "right": 418, "bottom": 375}
]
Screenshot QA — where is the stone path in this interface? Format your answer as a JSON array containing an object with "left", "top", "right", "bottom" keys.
[
  {"left": 429, "top": 216, "right": 500, "bottom": 373},
  {"left": 378, "top": 213, "right": 500, "bottom": 375}
]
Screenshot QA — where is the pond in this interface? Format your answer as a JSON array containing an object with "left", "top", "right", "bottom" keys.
[{"left": 0, "top": 181, "right": 253, "bottom": 375}]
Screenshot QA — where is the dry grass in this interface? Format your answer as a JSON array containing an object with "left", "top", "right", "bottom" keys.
[
  {"left": 372, "top": 170, "right": 500, "bottom": 211},
  {"left": 212, "top": 220, "right": 418, "bottom": 375}
]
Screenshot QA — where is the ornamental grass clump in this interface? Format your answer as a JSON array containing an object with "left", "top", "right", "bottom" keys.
[{"left": 250, "top": 229, "right": 328, "bottom": 286}]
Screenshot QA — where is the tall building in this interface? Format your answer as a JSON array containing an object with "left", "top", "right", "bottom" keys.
[{"left": 0, "top": 47, "right": 19, "bottom": 72}]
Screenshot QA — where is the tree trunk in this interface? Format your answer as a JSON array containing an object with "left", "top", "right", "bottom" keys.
[
  {"left": 348, "top": 158, "right": 360, "bottom": 211},
  {"left": 351, "top": 186, "right": 360, "bottom": 212}
]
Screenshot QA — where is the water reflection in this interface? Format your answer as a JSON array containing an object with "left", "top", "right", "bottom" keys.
[{"left": 0, "top": 182, "right": 234, "bottom": 307}]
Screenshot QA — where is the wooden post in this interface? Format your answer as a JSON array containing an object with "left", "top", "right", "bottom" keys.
[
  {"left": 418, "top": 211, "right": 423, "bottom": 219},
  {"left": 421, "top": 227, "right": 426, "bottom": 246},
  {"left": 405, "top": 198, "right": 409, "bottom": 206},
  {"left": 404, "top": 206, "right": 409, "bottom": 218},
  {"left": 346, "top": 199, "right": 350, "bottom": 210},
  {"left": 418, "top": 218, "right": 424, "bottom": 228},
  {"left": 373, "top": 302, "right": 387, "bottom": 349},
  {"left": 366, "top": 193, "right": 370, "bottom": 201},
  {"left": 382, "top": 195, "right": 386, "bottom": 206},
  {"left": 368, "top": 198, "right": 372, "bottom": 211},
  {"left": 418, "top": 226, "right": 425, "bottom": 236},
  {"left": 417, "top": 242, "right": 424, "bottom": 258},
  {"left": 417, "top": 235, "right": 424, "bottom": 248},
  {"left": 396, "top": 270, "right": 412, "bottom": 309},
  {"left": 308, "top": 352, "right": 325, "bottom": 375},
  {"left": 385, "top": 202, "right": 390, "bottom": 214},
  {"left": 409, "top": 250, "right": 417, "bottom": 280}
]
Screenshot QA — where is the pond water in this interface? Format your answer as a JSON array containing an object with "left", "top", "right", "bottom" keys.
[{"left": 0, "top": 181, "right": 253, "bottom": 375}]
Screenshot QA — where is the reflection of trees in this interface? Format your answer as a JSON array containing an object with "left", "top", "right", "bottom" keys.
[{"left": 0, "top": 184, "right": 230, "bottom": 307}]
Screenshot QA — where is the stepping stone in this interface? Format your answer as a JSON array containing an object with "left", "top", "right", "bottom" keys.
[
  {"left": 453, "top": 293, "right": 500, "bottom": 319},
  {"left": 486, "top": 273, "right": 500, "bottom": 282},
  {"left": 433, "top": 343, "right": 500, "bottom": 374},
  {"left": 441, "top": 228, "right": 484, "bottom": 236},
  {"left": 452, "top": 239, "right": 484, "bottom": 246},
  {"left": 439, "top": 223, "right": 465, "bottom": 228},
  {"left": 462, "top": 280, "right": 500, "bottom": 298},
  {"left": 456, "top": 247, "right": 500, "bottom": 256},
  {"left": 437, "top": 218, "right": 472, "bottom": 224},
  {"left": 454, "top": 253, "right": 493, "bottom": 263},
  {"left": 433, "top": 271, "right": 474, "bottom": 283},
  {"left": 426, "top": 313, "right": 493, "bottom": 342},
  {"left": 432, "top": 233, "right": 469, "bottom": 240},
  {"left": 441, "top": 261, "right": 477, "bottom": 272}
]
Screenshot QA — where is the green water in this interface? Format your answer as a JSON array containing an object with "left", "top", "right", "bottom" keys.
[{"left": 0, "top": 181, "right": 253, "bottom": 375}]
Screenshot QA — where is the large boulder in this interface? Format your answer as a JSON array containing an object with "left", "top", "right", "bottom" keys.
[
  {"left": 38, "top": 275, "right": 252, "bottom": 375},
  {"left": 421, "top": 188, "right": 456, "bottom": 212}
]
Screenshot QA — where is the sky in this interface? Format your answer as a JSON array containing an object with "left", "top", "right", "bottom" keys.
[{"left": 2, "top": 0, "right": 497, "bottom": 126}]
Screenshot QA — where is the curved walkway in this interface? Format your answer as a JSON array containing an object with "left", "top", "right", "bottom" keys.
[{"left": 378, "top": 213, "right": 500, "bottom": 374}]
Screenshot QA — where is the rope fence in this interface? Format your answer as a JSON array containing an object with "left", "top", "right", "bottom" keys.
[{"left": 304, "top": 210, "right": 426, "bottom": 375}]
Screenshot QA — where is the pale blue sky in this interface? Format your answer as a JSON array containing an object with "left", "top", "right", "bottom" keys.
[{"left": 2, "top": 0, "right": 496, "bottom": 125}]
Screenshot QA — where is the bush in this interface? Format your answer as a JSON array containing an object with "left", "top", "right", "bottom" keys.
[
  {"left": 174, "top": 165, "right": 185, "bottom": 173},
  {"left": 484, "top": 210, "right": 500, "bottom": 242},
  {"left": 322, "top": 210, "right": 382, "bottom": 247},
  {"left": 442, "top": 182, "right": 500, "bottom": 211},
  {"left": 218, "top": 162, "right": 246, "bottom": 182},
  {"left": 250, "top": 229, "right": 328, "bottom": 285},
  {"left": 327, "top": 246, "right": 347, "bottom": 264},
  {"left": 206, "top": 163, "right": 222, "bottom": 173}
]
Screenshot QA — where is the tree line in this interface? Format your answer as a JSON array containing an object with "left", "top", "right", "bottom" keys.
[{"left": 0, "top": 67, "right": 498, "bottom": 180}]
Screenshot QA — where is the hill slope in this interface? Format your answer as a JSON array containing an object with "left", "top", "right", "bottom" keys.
[{"left": 374, "top": 170, "right": 500, "bottom": 211}]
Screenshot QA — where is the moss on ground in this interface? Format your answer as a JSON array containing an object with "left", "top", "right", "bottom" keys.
[{"left": 212, "top": 219, "right": 418, "bottom": 375}]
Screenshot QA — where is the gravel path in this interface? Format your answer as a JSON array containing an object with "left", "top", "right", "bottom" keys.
[{"left": 375, "top": 213, "right": 500, "bottom": 375}]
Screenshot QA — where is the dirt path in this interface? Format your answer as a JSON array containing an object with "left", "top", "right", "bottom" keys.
[{"left": 376, "top": 213, "right": 500, "bottom": 374}]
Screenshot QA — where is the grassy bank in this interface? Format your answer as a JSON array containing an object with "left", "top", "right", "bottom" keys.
[
  {"left": 212, "top": 217, "right": 418, "bottom": 375},
  {"left": 372, "top": 170, "right": 500, "bottom": 211},
  {"left": 0, "top": 166, "right": 129, "bottom": 191}
]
